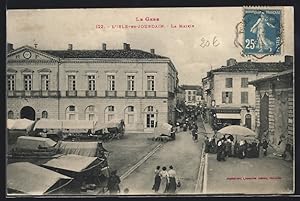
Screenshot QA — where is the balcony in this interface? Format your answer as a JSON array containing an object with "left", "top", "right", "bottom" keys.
[
  {"left": 125, "top": 91, "right": 137, "bottom": 97},
  {"left": 105, "top": 90, "right": 117, "bottom": 97},
  {"left": 66, "top": 90, "right": 77, "bottom": 97},
  {"left": 7, "top": 90, "right": 61, "bottom": 97},
  {"left": 145, "top": 91, "right": 156, "bottom": 97},
  {"left": 86, "top": 90, "right": 97, "bottom": 97}
]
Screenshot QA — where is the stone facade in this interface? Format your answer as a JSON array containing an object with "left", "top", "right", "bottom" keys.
[{"left": 7, "top": 44, "right": 178, "bottom": 132}]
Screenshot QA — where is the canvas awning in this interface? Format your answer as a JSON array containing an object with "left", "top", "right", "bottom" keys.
[
  {"left": 9, "top": 118, "right": 35, "bottom": 132},
  {"left": 42, "top": 154, "right": 100, "bottom": 173},
  {"left": 216, "top": 113, "right": 241, "bottom": 119},
  {"left": 62, "top": 120, "right": 96, "bottom": 130},
  {"left": 16, "top": 136, "right": 57, "bottom": 150},
  {"left": 7, "top": 162, "right": 72, "bottom": 195},
  {"left": 58, "top": 141, "right": 99, "bottom": 157},
  {"left": 33, "top": 119, "right": 63, "bottom": 130},
  {"left": 7, "top": 119, "right": 15, "bottom": 129}
]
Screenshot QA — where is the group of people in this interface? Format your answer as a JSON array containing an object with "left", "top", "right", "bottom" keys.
[
  {"left": 205, "top": 134, "right": 269, "bottom": 161},
  {"left": 152, "top": 165, "right": 180, "bottom": 194}
]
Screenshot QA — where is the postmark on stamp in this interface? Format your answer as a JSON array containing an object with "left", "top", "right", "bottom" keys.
[{"left": 243, "top": 9, "right": 282, "bottom": 56}]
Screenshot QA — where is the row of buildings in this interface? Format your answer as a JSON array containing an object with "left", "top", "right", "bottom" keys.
[
  {"left": 6, "top": 43, "right": 178, "bottom": 132},
  {"left": 202, "top": 56, "right": 293, "bottom": 153}
]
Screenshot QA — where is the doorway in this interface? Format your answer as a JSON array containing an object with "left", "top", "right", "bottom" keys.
[{"left": 20, "top": 106, "right": 35, "bottom": 120}]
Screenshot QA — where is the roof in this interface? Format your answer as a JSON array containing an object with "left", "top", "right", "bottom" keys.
[
  {"left": 249, "top": 69, "right": 293, "bottom": 85},
  {"left": 58, "top": 141, "right": 99, "bottom": 157},
  {"left": 7, "top": 162, "right": 72, "bottom": 195},
  {"left": 42, "top": 49, "right": 168, "bottom": 59},
  {"left": 34, "top": 119, "right": 63, "bottom": 130},
  {"left": 181, "top": 85, "right": 202, "bottom": 90},
  {"left": 42, "top": 154, "right": 98, "bottom": 172},
  {"left": 8, "top": 118, "right": 35, "bottom": 131},
  {"left": 16, "top": 136, "right": 57, "bottom": 150},
  {"left": 211, "top": 61, "right": 292, "bottom": 73}
]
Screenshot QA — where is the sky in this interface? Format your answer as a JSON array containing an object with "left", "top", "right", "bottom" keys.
[{"left": 7, "top": 7, "right": 294, "bottom": 85}]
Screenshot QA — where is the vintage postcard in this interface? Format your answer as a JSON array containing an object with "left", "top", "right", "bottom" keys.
[{"left": 6, "top": 7, "right": 294, "bottom": 196}]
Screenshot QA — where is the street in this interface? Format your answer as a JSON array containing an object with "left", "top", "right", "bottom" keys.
[{"left": 117, "top": 120, "right": 205, "bottom": 195}]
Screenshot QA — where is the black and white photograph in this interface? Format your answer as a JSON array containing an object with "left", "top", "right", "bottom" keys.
[{"left": 5, "top": 6, "right": 294, "bottom": 196}]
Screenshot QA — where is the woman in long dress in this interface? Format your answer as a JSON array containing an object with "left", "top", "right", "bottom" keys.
[
  {"left": 167, "top": 166, "right": 177, "bottom": 193},
  {"left": 152, "top": 166, "right": 161, "bottom": 193},
  {"left": 159, "top": 167, "right": 169, "bottom": 193}
]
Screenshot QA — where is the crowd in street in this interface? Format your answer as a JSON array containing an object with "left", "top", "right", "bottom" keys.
[{"left": 204, "top": 134, "right": 269, "bottom": 161}]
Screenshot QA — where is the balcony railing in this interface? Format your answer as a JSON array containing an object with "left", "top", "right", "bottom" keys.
[
  {"left": 145, "top": 91, "right": 156, "bottom": 97},
  {"left": 7, "top": 90, "right": 61, "bottom": 97},
  {"left": 66, "top": 90, "right": 77, "bottom": 97},
  {"left": 86, "top": 90, "right": 97, "bottom": 97},
  {"left": 125, "top": 91, "right": 137, "bottom": 97},
  {"left": 105, "top": 90, "right": 117, "bottom": 97}
]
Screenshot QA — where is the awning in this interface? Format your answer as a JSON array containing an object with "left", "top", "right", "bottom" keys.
[
  {"left": 7, "top": 119, "right": 15, "bottom": 129},
  {"left": 9, "top": 118, "right": 35, "bottom": 132},
  {"left": 216, "top": 113, "right": 241, "bottom": 119},
  {"left": 62, "top": 120, "right": 96, "bottom": 130},
  {"left": 16, "top": 136, "right": 57, "bottom": 150},
  {"left": 42, "top": 154, "right": 99, "bottom": 173},
  {"left": 7, "top": 162, "right": 72, "bottom": 195},
  {"left": 33, "top": 119, "right": 63, "bottom": 130}
]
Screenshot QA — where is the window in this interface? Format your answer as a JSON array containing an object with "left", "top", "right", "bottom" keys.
[
  {"left": 225, "top": 78, "right": 233, "bottom": 88},
  {"left": 128, "top": 106, "right": 134, "bottom": 112},
  {"left": 147, "top": 76, "right": 155, "bottom": 91},
  {"left": 193, "top": 91, "right": 196, "bottom": 95},
  {"left": 88, "top": 75, "right": 96, "bottom": 91},
  {"left": 68, "top": 75, "right": 76, "bottom": 91},
  {"left": 241, "top": 92, "right": 248, "bottom": 104},
  {"left": 127, "top": 76, "right": 135, "bottom": 91},
  {"left": 147, "top": 106, "right": 154, "bottom": 112},
  {"left": 85, "top": 105, "right": 97, "bottom": 121},
  {"left": 222, "top": 92, "right": 233, "bottom": 103},
  {"left": 188, "top": 91, "right": 191, "bottom": 95},
  {"left": 188, "top": 96, "right": 191, "bottom": 101},
  {"left": 107, "top": 75, "right": 115, "bottom": 91},
  {"left": 24, "top": 74, "right": 32, "bottom": 91},
  {"left": 108, "top": 106, "right": 114, "bottom": 112},
  {"left": 66, "top": 105, "right": 77, "bottom": 120},
  {"left": 7, "top": 75, "right": 15, "bottom": 91},
  {"left": 69, "top": 106, "right": 75, "bottom": 111},
  {"left": 41, "top": 75, "right": 49, "bottom": 91},
  {"left": 8, "top": 111, "right": 14, "bottom": 119},
  {"left": 192, "top": 96, "right": 196, "bottom": 101},
  {"left": 241, "top": 78, "right": 248, "bottom": 88},
  {"left": 42, "top": 111, "right": 48, "bottom": 118}
]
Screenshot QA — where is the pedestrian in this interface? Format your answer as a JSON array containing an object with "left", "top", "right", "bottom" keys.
[
  {"left": 191, "top": 128, "right": 198, "bottom": 142},
  {"left": 238, "top": 140, "right": 246, "bottom": 159},
  {"left": 261, "top": 139, "right": 269, "bottom": 156},
  {"left": 107, "top": 170, "right": 121, "bottom": 194},
  {"left": 152, "top": 166, "right": 161, "bottom": 193},
  {"left": 167, "top": 166, "right": 177, "bottom": 194},
  {"left": 224, "top": 138, "right": 233, "bottom": 157},
  {"left": 216, "top": 139, "right": 226, "bottom": 161},
  {"left": 159, "top": 166, "right": 169, "bottom": 193}
]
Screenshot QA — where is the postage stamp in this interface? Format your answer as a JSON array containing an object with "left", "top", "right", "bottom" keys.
[{"left": 243, "top": 9, "right": 282, "bottom": 55}]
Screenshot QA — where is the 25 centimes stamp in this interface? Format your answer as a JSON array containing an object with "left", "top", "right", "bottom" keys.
[{"left": 243, "top": 8, "right": 283, "bottom": 58}]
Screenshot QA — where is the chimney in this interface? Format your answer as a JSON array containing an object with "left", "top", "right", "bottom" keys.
[
  {"left": 226, "top": 58, "right": 237, "bottom": 66},
  {"left": 68, "top": 44, "right": 73, "bottom": 50},
  {"left": 150, "top": 49, "right": 155, "bottom": 54},
  {"left": 7, "top": 43, "right": 14, "bottom": 53},
  {"left": 102, "top": 43, "right": 107, "bottom": 51},
  {"left": 123, "top": 43, "right": 130, "bottom": 51},
  {"left": 284, "top": 55, "right": 293, "bottom": 65}
]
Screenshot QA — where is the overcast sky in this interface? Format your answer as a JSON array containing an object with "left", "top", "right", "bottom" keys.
[{"left": 7, "top": 7, "right": 294, "bottom": 85}]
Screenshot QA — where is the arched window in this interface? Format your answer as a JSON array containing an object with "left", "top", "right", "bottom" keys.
[
  {"left": 147, "top": 106, "right": 154, "bottom": 112},
  {"left": 124, "top": 106, "right": 135, "bottom": 125},
  {"left": 85, "top": 105, "right": 97, "bottom": 121},
  {"left": 8, "top": 111, "right": 14, "bottom": 119},
  {"left": 105, "top": 105, "right": 115, "bottom": 122},
  {"left": 42, "top": 111, "right": 48, "bottom": 119},
  {"left": 66, "top": 105, "right": 77, "bottom": 120}
]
